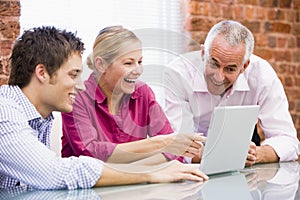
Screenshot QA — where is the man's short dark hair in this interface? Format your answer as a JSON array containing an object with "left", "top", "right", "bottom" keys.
[{"left": 9, "top": 26, "right": 85, "bottom": 88}]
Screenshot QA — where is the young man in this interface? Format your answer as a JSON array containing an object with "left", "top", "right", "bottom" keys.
[
  {"left": 163, "top": 20, "right": 299, "bottom": 166},
  {"left": 0, "top": 26, "right": 208, "bottom": 190}
]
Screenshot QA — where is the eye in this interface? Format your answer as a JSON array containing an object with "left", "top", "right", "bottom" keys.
[
  {"left": 70, "top": 70, "right": 80, "bottom": 79},
  {"left": 138, "top": 60, "right": 143, "bottom": 65},
  {"left": 208, "top": 60, "right": 218, "bottom": 69},
  {"left": 125, "top": 62, "right": 132, "bottom": 65},
  {"left": 224, "top": 67, "right": 237, "bottom": 73}
]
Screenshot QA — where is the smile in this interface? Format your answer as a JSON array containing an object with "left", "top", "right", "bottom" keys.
[
  {"left": 211, "top": 78, "right": 225, "bottom": 86},
  {"left": 124, "top": 78, "right": 136, "bottom": 83}
]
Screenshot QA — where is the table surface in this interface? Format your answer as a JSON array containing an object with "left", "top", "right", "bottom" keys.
[{"left": 1, "top": 161, "right": 300, "bottom": 200}]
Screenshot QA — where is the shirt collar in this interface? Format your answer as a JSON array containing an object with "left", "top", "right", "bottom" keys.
[{"left": 12, "top": 86, "right": 54, "bottom": 122}]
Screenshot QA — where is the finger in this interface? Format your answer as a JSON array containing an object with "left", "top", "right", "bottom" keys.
[
  {"left": 186, "top": 146, "right": 201, "bottom": 155},
  {"left": 189, "top": 141, "right": 202, "bottom": 149},
  {"left": 183, "top": 151, "right": 196, "bottom": 158},
  {"left": 184, "top": 165, "right": 209, "bottom": 181}
]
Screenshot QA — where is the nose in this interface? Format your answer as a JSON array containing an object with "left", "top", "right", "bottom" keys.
[
  {"left": 132, "top": 64, "right": 143, "bottom": 75},
  {"left": 75, "top": 76, "right": 86, "bottom": 92},
  {"left": 213, "top": 68, "right": 225, "bottom": 82}
]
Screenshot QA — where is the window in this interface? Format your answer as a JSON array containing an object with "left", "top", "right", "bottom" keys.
[
  {"left": 20, "top": 0, "right": 189, "bottom": 81},
  {"left": 20, "top": 0, "right": 190, "bottom": 155}
]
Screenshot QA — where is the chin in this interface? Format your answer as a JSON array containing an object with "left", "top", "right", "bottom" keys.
[{"left": 61, "top": 105, "right": 73, "bottom": 113}]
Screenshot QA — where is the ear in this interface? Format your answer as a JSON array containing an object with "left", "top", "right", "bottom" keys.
[
  {"left": 35, "top": 64, "right": 48, "bottom": 83},
  {"left": 240, "top": 59, "right": 250, "bottom": 73},
  {"left": 94, "top": 57, "right": 106, "bottom": 73},
  {"left": 200, "top": 44, "right": 205, "bottom": 62}
]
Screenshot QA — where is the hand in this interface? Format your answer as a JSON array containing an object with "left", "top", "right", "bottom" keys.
[
  {"left": 148, "top": 160, "right": 209, "bottom": 183},
  {"left": 161, "top": 133, "right": 205, "bottom": 158},
  {"left": 245, "top": 142, "right": 257, "bottom": 166}
]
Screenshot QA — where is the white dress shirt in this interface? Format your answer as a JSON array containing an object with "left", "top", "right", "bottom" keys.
[{"left": 163, "top": 51, "right": 299, "bottom": 162}]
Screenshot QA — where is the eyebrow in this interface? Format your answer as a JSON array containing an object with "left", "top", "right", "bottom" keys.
[{"left": 211, "top": 58, "right": 238, "bottom": 68}]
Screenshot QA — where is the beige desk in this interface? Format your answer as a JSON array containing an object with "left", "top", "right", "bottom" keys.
[{"left": 1, "top": 161, "right": 300, "bottom": 200}]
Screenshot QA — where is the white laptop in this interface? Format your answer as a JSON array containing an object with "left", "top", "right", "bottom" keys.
[{"left": 199, "top": 105, "right": 259, "bottom": 175}]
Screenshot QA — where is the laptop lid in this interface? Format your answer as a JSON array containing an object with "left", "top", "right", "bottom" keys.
[{"left": 199, "top": 105, "right": 259, "bottom": 175}]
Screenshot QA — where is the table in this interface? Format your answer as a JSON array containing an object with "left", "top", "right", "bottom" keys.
[{"left": 1, "top": 161, "right": 300, "bottom": 199}]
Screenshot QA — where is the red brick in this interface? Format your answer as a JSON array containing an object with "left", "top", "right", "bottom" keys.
[
  {"left": 267, "top": 9, "right": 285, "bottom": 20},
  {"left": 284, "top": 76, "right": 293, "bottom": 87},
  {"left": 0, "top": 20, "right": 20, "bottom": 39},
  {"left": 254, "top": 48, "right": 273, "bottom": 60},
  {"left": 279, "top": 0, "right": 292, "bottom": 8},
  {"left": 213, "top": 0, "right": 232, "bottom": 3},
  {"left": 293, "top": 51, "right": 300, "bottom": 62},
  {"left": 273, "top": 50, "right": 292, "bottom": 62},
  {"left": 267, "top": 36, "right": 276, "bottom": 48},
  {"left": 265, "top": 22, "right": 291, "bottom": 33},
  {"left": 255, "top": 34, "right": 268, "bottom": 47},
  {"left": 237, "top": 0, "right": 258, "bottom": 5},
  {"left": 295, "top": 0, "right": 300, "bottom": 9},
  {"left": 188, "top": 1, "right": 210, "bottom": 16},
  {"left": 277, "top": 37, "right": 287, "bottom": 48},
  {"left": 233, "top": 5, "right": 245, "bottom": 19},
  {"left": 256, "top": 7, "right": 266, "bottom": 20},
  {"left": 273, "top": 63, "right": 287, "bottom": 74},
  {"left": 259, "top": 0, "right": 278, "bottom": 7},
  {"left": 222, "top": 5, "right": 233, "bottom": 19},
  {"left": 185, "top": 16, "right": 215, "bottom": 31},
  {"left": 0, "top": 1, "right": 20, "bottom": 16},
  {"left": 245, "top": 6, "right": 255, "bottom": 20},
  {"left": 211, "top": 3, "right": 222, "bottom": 17}
]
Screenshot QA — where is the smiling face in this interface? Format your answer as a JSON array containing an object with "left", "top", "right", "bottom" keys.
[
  {"left": 42, "top": 52, "right": 84, "bottom": 114},
  {"left": 204, "top": 35, "right": 247, "bottom": 95},
  {"left": 100, "top": 41, "right": 143, "bottom": 96}
]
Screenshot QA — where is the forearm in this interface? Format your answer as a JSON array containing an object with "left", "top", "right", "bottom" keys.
[
  {"left": 94, "top": 164, "right": 150, "bottom": 186},
  {"left": 107, "top": 136, "right": 171, "bottom": 163},
  {"left": 256, "top": 145, "right": 279, "bottom": 163},
  {"left": 129, "top": 154, "right": 168, "bottom": 165}
]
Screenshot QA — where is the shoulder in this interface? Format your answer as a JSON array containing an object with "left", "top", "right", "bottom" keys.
[
  {"left": 134, "top": 81, "right": 155, "bottom": 97},
  {"left": 244, "top": 54, "right": 279, "bottom": 85},
  {"left": 0, "top": 85, "right": 26, "bottom": 122},
  {"left": 168, "top": 51, "right": 202, "bottom": 73}
]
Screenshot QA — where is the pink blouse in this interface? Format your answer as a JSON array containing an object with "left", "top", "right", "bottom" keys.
[{"left": 61, "top": 73, "right": 181, "bottom": 162}]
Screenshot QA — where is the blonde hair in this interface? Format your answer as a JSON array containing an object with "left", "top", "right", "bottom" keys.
[{"left": 86, "top": 25, "right": 141, "bottom": 70}]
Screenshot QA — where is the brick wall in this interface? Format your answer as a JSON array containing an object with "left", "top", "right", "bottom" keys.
[
  {"left": 0, "top": 0, "right": 20, "bottom": 86},
  {"left": 184, "top": 0, "right": 300, "bottom": 138}
]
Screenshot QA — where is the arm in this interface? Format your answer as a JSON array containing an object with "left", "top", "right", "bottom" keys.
[
  {"left": 94, "top": 160, "right": 208, "bottom": 186},
  {"left": 63, "top": 84, "right": 202, "bottom": 163},
  {"left": 257, "top": 72, "right": 298, "bottom": 162},
  {"left": 108, "top": 132, "right": 203, "bottom": 163},
  {"left": 246, "top": 142, "right": 279, "bottom": 166},
  {"left": 0, "top": 118, "right": 103, "bottom": 190}
]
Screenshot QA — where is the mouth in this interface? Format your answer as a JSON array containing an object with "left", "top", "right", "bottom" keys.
[
  {"left": 69, "top": 93, "right": 76, "bottom": 103},
  {"left": 124, "top": 78, "right": 137, "bottom": 84},
  {"left": 211, "top": 80, "right": 225, "bottom": 86}
]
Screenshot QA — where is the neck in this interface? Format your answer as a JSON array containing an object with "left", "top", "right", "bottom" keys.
[{"left": 100, "top": 84, "right": 123, "bottom": 115}]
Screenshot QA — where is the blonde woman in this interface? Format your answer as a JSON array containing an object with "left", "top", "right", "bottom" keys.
[{"left": 61, "top": 26, "right": 204, "bottom": 164}]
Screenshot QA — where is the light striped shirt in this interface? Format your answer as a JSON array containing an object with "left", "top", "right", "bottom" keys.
[{"left": 0, "top": 85, "right": 104, "bottom": 190}]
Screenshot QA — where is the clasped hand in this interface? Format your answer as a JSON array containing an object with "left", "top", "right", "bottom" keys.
[{"left": 162, "top": 132, "right": 206, "bottom": 158}]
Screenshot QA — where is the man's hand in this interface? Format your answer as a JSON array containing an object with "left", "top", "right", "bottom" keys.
[
  {"left": 245, "top": 142, "right": 279, "bottom": 166},
  {"left": 246, "top": 142, "right": 257, "bottom": 166},
  {"left": 148, "top": 160, "right": 209, "bottom": 183}
]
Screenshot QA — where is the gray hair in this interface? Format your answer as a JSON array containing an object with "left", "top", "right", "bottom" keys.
[{"left": 203, "top": 20, "right": 254, "bottom": 65}]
